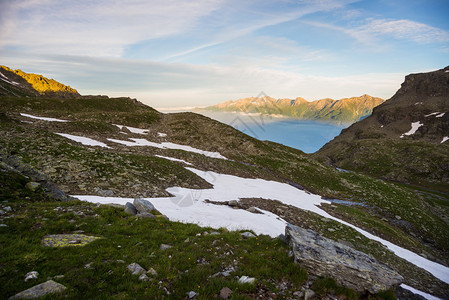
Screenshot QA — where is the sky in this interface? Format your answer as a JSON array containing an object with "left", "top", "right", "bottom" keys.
[{"left": 0, "top": 0, "right": 448, "bottom": 108}]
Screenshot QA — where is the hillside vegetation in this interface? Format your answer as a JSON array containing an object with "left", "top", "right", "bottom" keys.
[{"left": 1, "top": 66, "right": 448, "bottom": 299}]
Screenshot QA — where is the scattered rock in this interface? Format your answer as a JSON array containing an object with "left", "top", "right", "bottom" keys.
[
  {"left": 187, "top": 291, "right": 197, "bottom": 299},
  {"left": 127, "top": 263, "right": 146, "bottom": 276},
  {"left": 241, "top": 232, "right": 256, "bottom": 239},
  {"left": 238, "top": 276, "right": 256, "bottom": 284},
  {"left": 210, "top": 231, "right": 220, "bottom": 235},
  {"left": 9, "top": 280, "right": 67, "bottom": 299},
  {"left": 304, "top": 289, "right": 315, "bottom": 300},
  {"left": 24, "top": 271, "right": 39, "bottom": 282},
  {"left": 147, "top": 268, "right": 157, "bottom": 276},
  {"left": 0, "top": 224, "right": 7, "bottom": 227},
  {"left": 138, "top": 273, "right": 149, "bottom": 281},
  {"left": 25, "top": 182, "right": 40, "bottom": 191},
  {"left": 95, "top": 188, "right": 114, "bottom": 197},
  {"left": 3, "top": 206, "right": 12, "bottom": 212},
  {"left": 84, "top": 262, "right": 94, "bottom": 269},
  {"left": 136, "top": 212, "right": 155, "bottom": 218},
  {"left": 395, "top": 215, "right": 402, "bottom": 220},
  {"left": 124, "top": 202, "right": 137, "bottom": 215},
  {"left": 228, "top": 200, "right": 238, "bottom": 207},
  {"left": 133, "top": 198, "right": 155, "bottom": 213},
  {"left": 219, "top": 287, "right": 232, "bottom": 299},
  {"left": 246, "top": 206, "right": 262, "bottom": 214},
  {"left": 184, "top": 237, "right": 190, "bottom": 243},
  {"left": 160, "top": 244, "right": 173, "bottom": 251},
  {"left": 285, "top": 224, "right": 403, "bottom": 294}
]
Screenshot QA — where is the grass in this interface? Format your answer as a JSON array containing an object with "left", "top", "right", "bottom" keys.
[{"left": 0, "top": 168, "right": 310, "bottom": 299}]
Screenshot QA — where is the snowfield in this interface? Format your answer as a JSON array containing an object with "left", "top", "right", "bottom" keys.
[
  {"left": 113, "top": 124, "right": 149, "bottom": 134},
  {"left": 20, "top": 113, "right": 69, "bottom": 122},
  {"left": 56, "top": 133, "right": 111, "bottom": 148},
  {"left": 75, "top": 167, "right": 449, "bottom": 287},
  {"left": 400, "top": 121, "right": 423, "bottom": 138},
  {"left": 107, "top": 138, "right": 227, "bottom": 159},
  {"left": 155, "top": 155, "right": 193, "bottom": 165}
]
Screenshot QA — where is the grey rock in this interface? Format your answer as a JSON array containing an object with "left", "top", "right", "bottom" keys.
[
  {"left": 0, "top": 209, "right": 5, "bottom": 215},
  {"left": 24, "top": 271, "right": 38, "bottom": 282},
  {"left": 124, "top": 202, "right": 137, "bottom": 215},
  {"left": 133, "top": 198, "right": 155, "bottom": 213},
  {"left": 285, "top": 224, "right": 403, "bottom": 294},
  {"left": 304, "top": 289, "right": 315, "bottom": 300},
  {"left": 246, "top": 207, "right": 262, "bottom": 214},
  {"left": 9, "top": 280, "right": 66, "bottom": 299},
  {"left": 0, "top": 224, "right": 8, "bottom": 227},
  {"left": 127, "top": 263, "right": 146, "bottom": 276},
  {"left": 188, "top": 291, "right": 197, "bottom": 299},
  {"left": 26, "top": 182, "right": 40, "bottom": 192},
  {"left": 95, "top": 188, "right": 114, "bottom": 197},
  {"left": 147, "top": 268, "right": 157, "bottom": 276},
  {"left": 138, "top": 273, "right": 149, "bottom": 281},
  {"left": 228, "top": 200, "right": 238, "bottom": 207},
  {"left": 4, "top": 206, "right": 12, "bottom": 212},
  {"left": 136, "top": 212, "right": 155, "bottom": 219},
  {"left": 210, "top": 231, "right": 220, "bottom": 235},
  {"left": 238, "top": 276, "right": 256, "bottom": 284},
  {"left": 160, "top": 244, "right": 173, "bottom": 251},
  {"left": 220, "top": 287, "right": 232, "bottom": 299},
  {"left": 241, "top": 232, "right": 256, "bottom": 239}
]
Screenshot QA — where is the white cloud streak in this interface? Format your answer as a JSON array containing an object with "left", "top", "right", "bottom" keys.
[{"left": 0, "top": 0, "right": 225, "bottom": 56}]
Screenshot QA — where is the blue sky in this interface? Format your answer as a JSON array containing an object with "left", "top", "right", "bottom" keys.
[{"left": 1, "top": 0, "right": 448, "bottom": 108}]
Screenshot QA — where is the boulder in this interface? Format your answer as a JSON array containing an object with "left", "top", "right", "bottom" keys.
[
  {"left": 127, "top": 263, "right": 146, "bottom": 276},
  {"left": 124, "top": 202, "right": 137, "bottom": 215},
  {"left": 136, "top": 212, "right": 155, "bottom": 219},
  {"left": 8, "top": 280, "right": 66, "bottom": 299},
  {"left": 285, "top": 224, "right": 403, "bottom": 294},
  {"left": 241, "top": 232, "right": 256, "bottom": 239},
  {"left": 133, "top": 198, "right": 155, "bottom": 213}
]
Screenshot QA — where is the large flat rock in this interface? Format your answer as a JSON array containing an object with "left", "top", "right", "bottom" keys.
[
  {"left": 9, "top": 280, "right": 66, "bottom": 299},
  {"left": 285, "top": 224, "right": 403, "bottom": 294}
]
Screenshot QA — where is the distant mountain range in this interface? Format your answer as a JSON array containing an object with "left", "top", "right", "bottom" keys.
[
  {"left": 0, "top": 65, "right": 79, "bottom": 98},
  {"left": 203, "top": 94, "right": 385, "bottom": 124}
]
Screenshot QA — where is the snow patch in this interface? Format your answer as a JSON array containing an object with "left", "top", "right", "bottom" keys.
[
  {"left": 74, "top": 195, "right": 286, "bottom": 237},
  {"left": 0, "top": 72, "right": 19, "bottom": 85},
  {"left": 76, "top": 166, "right": 449, "bottom": 284},
  {"left": 158, "top": 132, "right": 167, "bottom": 137},
  {"left": 400, "top": 284, "right": 441, "bottom": 300},
  {"left": 107, "top": 138, "right": 227, "bottom": 159},
  {"left": 436, "top": 113, "right": 445, "bottom": 118},
  {"left": 441, "top": 137, "right": 449, "bottom": 144},
  {"left": 113, "top": 124, "right": 149, "bottom": 134},
  {"left": 56, "top": 133, "right": 111, "bottom": 148},
  {"left": 400, "top": 121, "right": 423, "bottom": 138},
  {"left": 20, "top": 113, "right": 69, "bottom": 122},
  {"left": 155, "top": 155, "right": 192, "bottom": 165},
  {"left": 425, "top": 112, "right": 440, "bottom": 117}
]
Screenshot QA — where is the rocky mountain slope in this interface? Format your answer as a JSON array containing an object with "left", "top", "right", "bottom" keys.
[
  {"left": 203, "top": 94, "right": 384, "bottom": 124},
  {"left": 315, "top": 67, "right": 449, "bottom": 193},
  {"left": 1, "top": 66, "right": 448, "bottom": 299},
  {"left": 0, "top": 65, "right": 80, "bottom": 98}
]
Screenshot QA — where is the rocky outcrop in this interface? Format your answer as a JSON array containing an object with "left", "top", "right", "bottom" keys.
[
  {"left": 0, "top": 147, "right": 75, "bottom": 201},
  {"left": 315, "top": 66, "right": 449, "bottom": 192},
  {"left": 285, "top": 224, "right": 403, "bottom": 294},
  {"left": 8, "top": 280, "right": 67, "bottom": 299}
]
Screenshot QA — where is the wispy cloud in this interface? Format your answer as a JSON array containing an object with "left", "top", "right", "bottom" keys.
[
  {"left": 359, "top": 19, "right": 449, "bottom": 44},
  {"left": 0, "top": 0, "right": 225, "bottom": 56}
]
